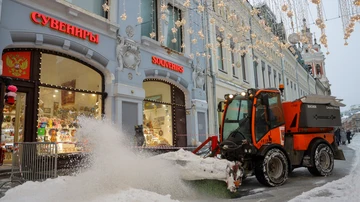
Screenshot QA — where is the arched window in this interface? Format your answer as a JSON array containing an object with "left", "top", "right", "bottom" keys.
[
  {"left": 37, "top": 53, "right": 103, "bottom": 153},
  {"left": 316, "top": 64, "right": 321, "bottom": 75},
  {"left": 142, "top": 80, "right": 186, "bottom": 147}
]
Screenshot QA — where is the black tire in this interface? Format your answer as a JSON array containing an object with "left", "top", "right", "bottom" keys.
[
  {"left": 307, "top": 143, "right": 334, "bottom": 176},
  {"left": 255, "top": 148, "right": 289, "bottom": 187}
]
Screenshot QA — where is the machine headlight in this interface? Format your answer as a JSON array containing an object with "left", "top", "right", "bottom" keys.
[
  {"left": 244, "top": 149, "right": 248, "bottom": 153},
  {"left": 240, "top": 92, "right": 246, "bottom": 96},
  {"left": 229, "top": 94, "right": 234, "bottom": 99}
]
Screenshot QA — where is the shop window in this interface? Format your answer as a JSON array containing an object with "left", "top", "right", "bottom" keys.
[
  {"left": 142, "top": 80, "right": 186, "bottom": 147},
  {"left": 40, "top": 54, "right": 102, "bottom": 92},
  {"left": 65, "top": 0, "right": 109, "bottom": 18},
  {"left": 37, "top": 87, "right": 102, "bottom": 153},
  {"left": 37, "top": 53, "right": 103, "bottom": 154}
]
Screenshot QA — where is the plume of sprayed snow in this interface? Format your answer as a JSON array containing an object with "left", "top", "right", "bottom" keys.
[{"left": 1, "top": 117, "right": 195, "bottom": 202}]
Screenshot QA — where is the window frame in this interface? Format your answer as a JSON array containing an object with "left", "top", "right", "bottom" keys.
[
  {"left": 163, "top": 3, "right": 183, "bottom": 53},
  {"left": 216, "top": 26, "right": 225, "bottom": 72},
  {"left": 241, "top": 52, "right": 247, "bottom": 82},
  {"left": 65, "top": 0, "right": 109, "bottom": 19},
  {"left": 267, "top": 65, "right": 271, "bottom": 88},
  {"left": 230, "top": 39, "right": 238, "bottom": 78},
  {"left": 273, "top": 69, "right": 277, "bottom": 88},
  {"left": 261, "top": 61, "right": 266, "bottom": 88}
]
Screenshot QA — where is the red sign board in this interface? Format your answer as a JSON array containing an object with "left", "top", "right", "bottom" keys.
[
  {"left": 2, "top": 52, "right": 31, "bottom": 80},
  {"left": 30, "top": 12, "right": 99, "bottom": 44},
  {"left": 152, "top": 56, "right": 184, "bottom": 73}
]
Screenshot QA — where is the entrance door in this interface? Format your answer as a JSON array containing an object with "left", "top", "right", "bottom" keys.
[
  {"left": 1, "top": 92, "right": 27, "bottom": 165},
  {"left": 174, "top": 106, "right": 187, "bottom": 147}
]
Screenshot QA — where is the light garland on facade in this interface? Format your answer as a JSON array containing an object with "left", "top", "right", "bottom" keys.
[
  {"left": 137, "top": 0, "right": 143, "bottom": 24},
  {"left": 97, "top": 0, "right": 350, "bottom": 67},
  {"left": 120, "top": 0, "right": 127, "bottom": 21}
]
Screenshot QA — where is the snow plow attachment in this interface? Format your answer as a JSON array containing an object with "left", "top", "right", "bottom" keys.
[{"left": 156, "top": 145, "right": 244, "bottom": 197}]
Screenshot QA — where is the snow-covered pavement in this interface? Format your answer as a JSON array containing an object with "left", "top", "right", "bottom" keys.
[{"left": 289, "top": 133, "right": 360, "bottom": 202}]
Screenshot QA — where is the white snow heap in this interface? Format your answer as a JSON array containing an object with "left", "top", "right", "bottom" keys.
[{"left": 156, "top": 148, "right": 235, "bottom": 181}]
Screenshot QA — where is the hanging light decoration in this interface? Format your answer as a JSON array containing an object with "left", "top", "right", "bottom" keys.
[
  {"left": 137, "top": 0, "right": 143, "bottom": 24},
  {"left": 311, "top": 0, "right": 321, "bottom": 5},
  {"left": 197, "top": 4, "right": 205, "bottom": 13},
  {"left": 120, "top": 0, "right": 127, "bottom": 20},
  {"left": 281, "top": 4, "right": 288, "bottom": 12},
  {"left": 102, "top": 1, "right": 110, "bottom": 12}
]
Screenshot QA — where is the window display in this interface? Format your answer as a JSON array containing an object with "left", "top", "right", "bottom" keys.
[
  {"left": 142, "top": 80, "right": 187, "bottom": 147},
  {"left": 36, "top": 53, "right": 103, "bottom": 154},
  {"left": 37, "top": 88, "right": 101, "bottom": 153},
  {"left": 143, "top": 102, "right": 172, "bottom": 146}
]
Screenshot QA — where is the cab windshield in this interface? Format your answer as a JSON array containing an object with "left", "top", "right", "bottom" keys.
[{"left": 222, "top": 96, "right": 252, "bottom": 141}]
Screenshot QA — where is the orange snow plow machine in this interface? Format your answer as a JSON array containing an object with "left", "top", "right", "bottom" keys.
[{"left": 193, "top": 87, "right": 345, "bottom": 192}]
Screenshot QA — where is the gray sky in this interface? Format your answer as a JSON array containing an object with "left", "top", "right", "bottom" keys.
[{"left": 308, "top": 1, "right": 360, "bottom": 111}]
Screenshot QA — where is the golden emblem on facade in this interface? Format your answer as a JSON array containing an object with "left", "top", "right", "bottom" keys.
[{"left": 6, "top": 54, "right": 29, "bottom": 77}]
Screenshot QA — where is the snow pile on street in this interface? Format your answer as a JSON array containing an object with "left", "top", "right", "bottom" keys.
[
  {"left": 156, "top": 149, "right": 233, "bottom": 181},
  {"left": 0, "top": 117, "right": 195, "bottom": 202},
  {"left": 289, "top": 133, "right": 360, "bottom": 202}
]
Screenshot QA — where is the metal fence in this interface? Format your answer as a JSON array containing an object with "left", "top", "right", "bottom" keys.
[{"left": 10, "top": 142, "right": 58, "bottom": 182}]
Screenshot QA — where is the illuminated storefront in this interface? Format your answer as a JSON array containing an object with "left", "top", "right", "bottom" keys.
[
  {"left": 1, "top": 49, "right": 105, "bottom": 163},
  {"left": 0, "top": 0, "right": 118, "bottom": 167},
  {"left": 142, "top": 79, "right": 186, "bottom": 147}
]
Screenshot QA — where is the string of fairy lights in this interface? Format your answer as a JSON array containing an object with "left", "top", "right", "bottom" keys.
[{"left": 101, "top": 0, "right": 360, "bottom": 65}]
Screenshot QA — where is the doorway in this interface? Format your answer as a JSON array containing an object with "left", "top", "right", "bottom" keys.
[
  {"left": 1, "top": 92, "right": 27, "bottom": 165},
  {"left": 142, "top": 79, "right": 187, "bottom": 147}
]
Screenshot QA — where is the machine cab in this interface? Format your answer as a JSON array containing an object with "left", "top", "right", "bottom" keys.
[{"left": 219, "top": 89, "right": 285, "bottom": 150}]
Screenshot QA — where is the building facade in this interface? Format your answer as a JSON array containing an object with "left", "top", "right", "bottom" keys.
[
  {"left": 0, "top": 0, "right": 208, "bottom": 167},
  {"left": 0, "top": 0, "right": 337, "bottom": 167},
  {"left": 205, "top": 1, "right": 334, "bottom": 136}
]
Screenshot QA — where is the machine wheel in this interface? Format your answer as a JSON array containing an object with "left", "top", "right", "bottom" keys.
[
  {"left": 255, "top": 148, "right": 288, "bottom": 187},
  {"left": 307, "top": 143, "right": 334, "bottom": 176}
]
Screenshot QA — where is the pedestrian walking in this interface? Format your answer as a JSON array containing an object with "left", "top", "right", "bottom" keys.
[
  {"left": 334, "top": 128, "right": 341, "bottom": 146},
  {"left": 340, "top": 128, "right": 347, "bottom": 145},
  {"left": 346, "top": 130, "right": 352, "bottom": 144}
]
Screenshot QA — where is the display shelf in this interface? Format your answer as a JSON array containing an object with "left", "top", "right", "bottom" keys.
[{"left": 3, "top": 113, "right": 16, "bottom": 115}]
